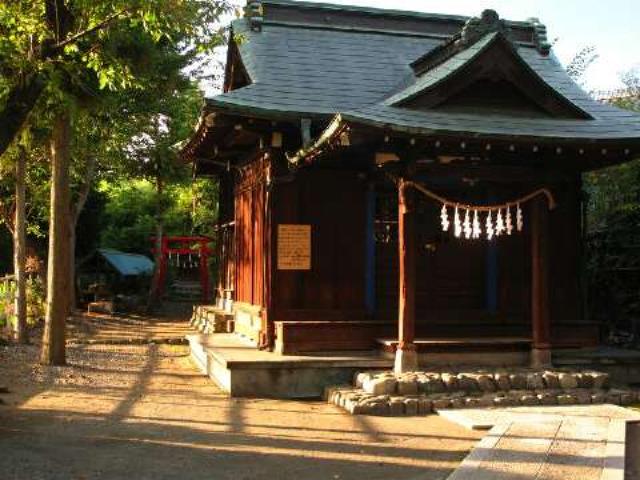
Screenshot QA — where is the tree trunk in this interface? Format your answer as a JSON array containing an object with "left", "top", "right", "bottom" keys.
[
  {"left": 13, "top": 147, "right": 28, "bottom": 344},
  {"left": 41, "top": 113, "right": 71, "bottom": 366},
  {"left": 147, "top": 174, "right": 164, "bottom": 312},
  {"left": 68, "top": 224, "right": 76, "bottom": 312},
  {"left": 67, "top": 155, "right": 97, "bottom": 312}
]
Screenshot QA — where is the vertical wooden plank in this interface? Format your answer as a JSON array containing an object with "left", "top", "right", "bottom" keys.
[
  {"left": 364, "top": 181, "right": 376, "bottom": 317},
  {"left": 531, "top": 195, "right": 551, "bottom": 366}
]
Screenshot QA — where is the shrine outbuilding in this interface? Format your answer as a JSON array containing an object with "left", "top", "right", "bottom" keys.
[{"left": 181, "top": 0, "right": 640, "bottom": 378}]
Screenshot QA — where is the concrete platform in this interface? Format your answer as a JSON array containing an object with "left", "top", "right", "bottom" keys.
[
  {"left": 440, "top": 405, "right": 640, "bottom": 480},
  {"left": 187, "top": 333, "right": 392, "bottom": 398}
]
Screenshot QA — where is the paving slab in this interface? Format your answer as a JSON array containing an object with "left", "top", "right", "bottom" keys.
[
  {"left": 441, "top": 405, "right": 640, "bottom": 480},
  {"left": 438, "top": 404, "right": 640, "bottom": 430}
]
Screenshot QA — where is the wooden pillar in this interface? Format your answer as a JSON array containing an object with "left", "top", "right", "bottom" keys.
[
  {"left": 531, "top": 196, "right": 552, "bottom": 367},
  {"left": 395, "top": 178, "right": 418, "bottom": 373},
  {"left": 199, "top": 240, "right": 210, "bottom": 304}
]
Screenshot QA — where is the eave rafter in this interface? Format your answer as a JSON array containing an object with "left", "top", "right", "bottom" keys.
[{"left": 287, "top": 113, "right": 640, "bottom": 173}]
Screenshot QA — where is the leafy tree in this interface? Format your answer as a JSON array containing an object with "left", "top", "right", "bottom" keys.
[
  {"left": 566, "top": 46, "right": 599, "bottom": 85},
  {"left": 583, "top": 72, "right": 640, "bottom": 336},
  {"left": 1, "top": 0, "right": 231, "bottom": 365}
]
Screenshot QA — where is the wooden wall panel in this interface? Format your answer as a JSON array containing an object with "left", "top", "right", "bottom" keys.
[
  {"left": 271, "top": 168, "right": 367, "bottom": 319},
  {"left": 234, "top": 157, "right": 268, "bottom": 307}
]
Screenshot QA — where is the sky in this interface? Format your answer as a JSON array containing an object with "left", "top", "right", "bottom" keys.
[
  {"left": 211, "top": 0, "right": 639, "bottom": 94},
  {"left": 306, "top": 0, "right": 640, "bottom": 92}
]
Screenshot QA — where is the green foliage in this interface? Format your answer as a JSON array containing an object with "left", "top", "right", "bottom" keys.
[
  {"left": 566, "top": 46, "right": 599, "bottom": 84},
  {"left": 0, "top": 276, "right": 45, "bottom": 329},
  {"left": 584, "top": 73, "right": 640, "bottom": 332},
  {"left": 98, "top": 178, "right": 218, "bottom": 255}
]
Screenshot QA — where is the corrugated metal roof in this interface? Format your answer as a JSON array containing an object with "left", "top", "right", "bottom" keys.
[{"left": 98, "top": 249, "right": 154, "bottom": 276}]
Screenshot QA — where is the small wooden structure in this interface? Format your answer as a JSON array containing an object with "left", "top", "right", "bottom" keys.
[
  {"left": 78, "top": 248, "right": 154, "bottom": 297},
  {"left": 181, "top": 1, "right": 640, "bottom": 370},
  {"left": 150, "top": 236, "right": 213, "bottom": 303}
]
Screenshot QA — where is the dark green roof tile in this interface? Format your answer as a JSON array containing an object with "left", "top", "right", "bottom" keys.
[{"left": 206, "top": 5, "right": 640, "bottom": 142}]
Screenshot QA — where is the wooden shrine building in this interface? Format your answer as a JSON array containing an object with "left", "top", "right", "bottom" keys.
[{"left": 181, "top": 0, "right": 640, "bottom": 372}]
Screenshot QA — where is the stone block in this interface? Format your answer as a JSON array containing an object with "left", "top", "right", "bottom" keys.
[
  {"left": 432, "top": 398, "right": 452, "bottom": 410},
  {"left": 520, "top": 394, "right": 539, "bottom": 406},
  {"left": 389, "top": 398, "right": 404, "bottom": 416},
  {"left": 370, "top": 401, "right": 390, "bottom": 416},
  {"left": 574, "top": 391, "right": 592, "bottom": 405},
  {"left": 493, "top": 396, "right": 514, "bottom": 407},
  {"left": 576, "top": 373, "right": 593, "bottom": 388},
  {"left": 537, "top": 393, "right": 557, "bottom": 405},
  {"left": 457, "top": 374, "right": 479, "bottom": 392},
  {"left": 494, "top": 373, "right": 511, "bottom": 391},
  {"left": 588, "top": 372, "right": 609, "bottom": 389},
  {"left": 619, "top": 392, "right": 634, "bottom": 406},
  {"left": 509, "top": 373, "right": 527, "bottom": 390},
  {"left": 363, "top": 377, "right": 397, "bottom": 396},
  {"left": 591, "top": 392, "right": 606, "bottom": 404},
  {"left": 557, "top": 394, "right": 577, "bottom": 405},
  {"left": 418, "top": 397, "right": 433, "bottom": 415},
  {"left": 450, "top": 398, "right": 466, "bottom": 409},
  {"left": 526, "top": 373, "right": 545, "bottom": 390},
  {"left": 476, "top": 374, "right": 497, "bottom": 392},
  {"left": 606, "top": 392, "right": 622, "bottom": 405},
  {"left": 420, "top": 377, "right": 446, "bottom": 394},
  {"left": 404, "top": 398, "right": 419, "bottom": 416},
  {"left": 441, "top": 373, "right": 459, "bottom": 391},
  {"left": 558, "top": 373, "right": 579, "bottom": 389},
  {"left": 355, "top": 372, "right": 373, "bottom": 388},
  {"left": 542, "top": 372, "right": 560, "bottom": 389},
  {"left": 397, "top": 379, "right": 418, "bottom": 395}
]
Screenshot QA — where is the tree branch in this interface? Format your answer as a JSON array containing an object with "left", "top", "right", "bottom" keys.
[
  {"left": 53, "top": 8, "right": 130, "bottom": 51},
  {"left": 70, "top": 155, "right": 97, "bottom": 227}
]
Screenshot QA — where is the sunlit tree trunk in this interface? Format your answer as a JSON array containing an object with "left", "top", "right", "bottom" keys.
[
  {"left": 41, "top": 113, "right": 71, "bottom": 365},
  {"left": 147, "top": 172, "right": 164, "bottom": 312},
  {"left": 13, "top": 146, "right": 27, "bottom": 344}
]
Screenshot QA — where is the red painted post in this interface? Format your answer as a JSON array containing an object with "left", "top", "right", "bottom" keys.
[
  {"left": 395, "top": 178, "right": 418, "bottom": 373},
  {"left": 200, "top": 240, "right": 210, "bottom": 303},
  {"left": 531, "top": 196, "right": 552, "bottom": 366},
  {"left": 157, "top": 236, "right": 168, "bottom": 297}
]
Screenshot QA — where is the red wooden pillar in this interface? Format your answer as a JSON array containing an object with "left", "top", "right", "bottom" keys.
[
  {"left": 531, "top": 196, "right": 552, "bottom": 366},
  {"left": 395, "top": 178, "right": 418, "bottom": 373},
  {"left": 157, "top": 236, "right": 168, "bottom": 297},
  {"left": 199, "top": 240, "right": 210, "bottom": 304}
]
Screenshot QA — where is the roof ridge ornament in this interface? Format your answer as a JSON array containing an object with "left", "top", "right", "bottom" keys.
[
  {"left": 411, "top": 10, "right": 514, "bottom": 76},
  {"left": 459, "top": 10, "right": 510, "bottom": 47},
  {"left": 245, "top": 1, "right": 264, "bottom": 32},
  {"left": 527, "top": 17, "right": 552, "bottom": 56}
]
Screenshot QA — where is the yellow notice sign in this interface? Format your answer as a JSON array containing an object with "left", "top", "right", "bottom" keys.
[{"left": 277, "top": 224, "right": 311, "bottom": 270}]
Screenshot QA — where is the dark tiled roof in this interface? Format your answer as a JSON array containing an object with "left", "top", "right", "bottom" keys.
[{"left": 206, "top": 0, "right": 640, "bottom": 142}]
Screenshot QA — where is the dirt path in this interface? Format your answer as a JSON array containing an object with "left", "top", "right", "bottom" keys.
[{"left": 0, "top": 309, "right": 482, "bottom": 480}]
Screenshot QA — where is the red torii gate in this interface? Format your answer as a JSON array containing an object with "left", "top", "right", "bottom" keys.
[{"left": 151, "top": 236, "right": 213, "bottom": 303}]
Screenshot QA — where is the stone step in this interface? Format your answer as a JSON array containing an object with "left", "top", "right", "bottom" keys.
[
  {"left": 354, "top": 369, "right": 610, "bottom": 396},
  {"left": 326, "top": 385, "right": 639, "bottom": 416}
]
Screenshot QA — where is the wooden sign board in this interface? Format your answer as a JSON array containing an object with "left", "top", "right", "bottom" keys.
[{"left": 277, "top": 224, "right": 311, "bottom": 270}]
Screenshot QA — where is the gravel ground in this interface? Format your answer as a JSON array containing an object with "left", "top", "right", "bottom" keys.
[{"left": 0, "top": 313, "right": 482, "bottom": 480}]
